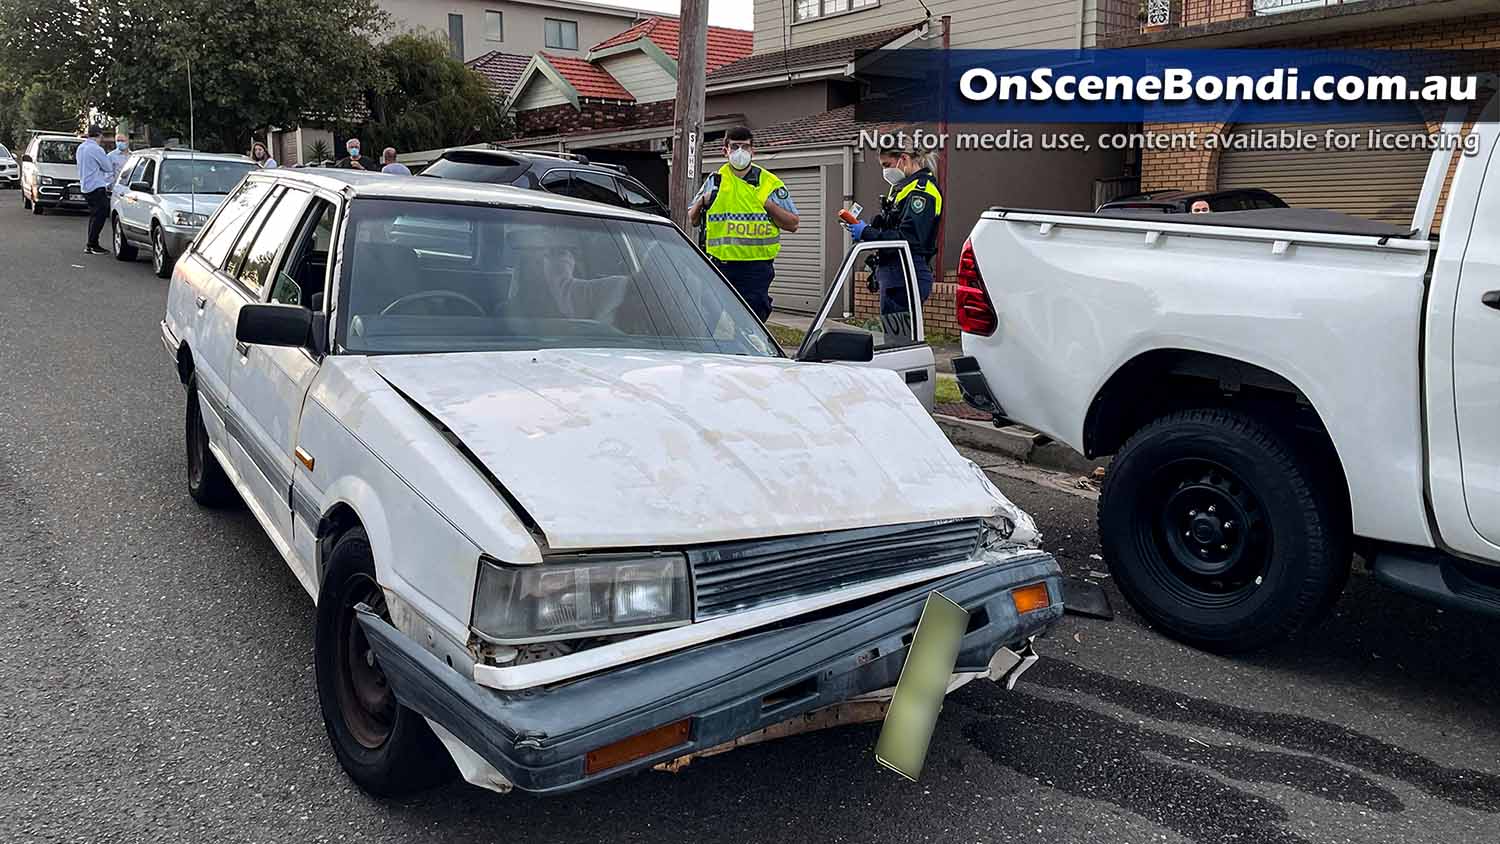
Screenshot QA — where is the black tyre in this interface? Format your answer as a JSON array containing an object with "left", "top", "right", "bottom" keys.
[
  {"left": 112, "top": 217, "right": 138, "bottom": 261},
  {"left": 314, "top": 528, "right": 455, "bottom": 797},
  {"left": 152, "top": 226, "right": 173, "bottom": 278},
  {"left": 1098, "top": 408, "right": 1350, "bottom": 653},
  {"left": 21, "top": 190, "right": 30, "bottom": 209},
  {"left": 185, "top": 372, "right": 237, "bottom": 507},
  {"left": 31, "top": 197, "right": 43, "bottom": 215}
]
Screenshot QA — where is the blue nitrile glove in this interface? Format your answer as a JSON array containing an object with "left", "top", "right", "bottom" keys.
[{"left": 848, "top": 221, "right": 867, "bottom": 239}]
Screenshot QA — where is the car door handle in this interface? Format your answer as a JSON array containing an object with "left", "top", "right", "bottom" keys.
[
  {"left": 1484, "top": 290, "right": 1500, "bottom": 310},
  {"left": 236, "top": 342, "right": 251, "bottom": 358},
  {"left": 195, "top": 295, "right": 208, "bottom": 310},
  {"left": 905, "top": 369, "right": 929, "bottom": 384}
]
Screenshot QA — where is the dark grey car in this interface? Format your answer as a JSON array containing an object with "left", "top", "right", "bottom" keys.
[{"left": 419, "top": 148, "right": 668, "bottom": 218}]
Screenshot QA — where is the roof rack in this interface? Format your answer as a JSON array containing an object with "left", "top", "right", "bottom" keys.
[{"left": 488, "top": 144, "right": 593, "bottom": 166}]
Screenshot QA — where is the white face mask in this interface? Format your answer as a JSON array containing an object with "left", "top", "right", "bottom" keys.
[
  {"left": 727, "top": 148, "right": 752, "bottom": 170},
  {"left": 882, "top": 166, "right": 906, "bottom": 186}
]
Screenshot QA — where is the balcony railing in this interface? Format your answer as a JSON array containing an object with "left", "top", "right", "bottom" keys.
[{"left": 1096, "top": 0, "right": 1374, "bottom": 42}]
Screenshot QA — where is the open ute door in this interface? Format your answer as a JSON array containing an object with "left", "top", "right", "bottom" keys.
[{"left": 796, "top": 240, "right": 936, "bottom": 411}]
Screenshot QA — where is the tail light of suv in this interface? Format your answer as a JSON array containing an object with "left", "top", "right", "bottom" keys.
[{"left": 955, "top": 238, "right": 997, "bottom": 336}]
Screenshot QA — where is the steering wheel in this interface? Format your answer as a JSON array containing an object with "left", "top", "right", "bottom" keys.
[{"left": 380, "top": 290, "right": 486, "bottom": 317}]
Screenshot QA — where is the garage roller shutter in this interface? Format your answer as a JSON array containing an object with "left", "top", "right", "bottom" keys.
[
  {"left": 1218, "top": 122, "right": 1431, "bottom": 225},
  {"left": 767, "top": 166, "right": 826, "bottom": 314}
]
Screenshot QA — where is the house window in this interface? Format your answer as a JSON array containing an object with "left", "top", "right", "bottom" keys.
[
  {"left": 795, "top": 0, "right": 876, "bottom": 22},
  {"left": 448, "top": 13, "right": 464, "bottom": 61},
  {"left": 485, "top": 10, "right": 503, "bottom": 41},
  {"left": 545, "top": 17, "right": 578, "bottom": 50}
]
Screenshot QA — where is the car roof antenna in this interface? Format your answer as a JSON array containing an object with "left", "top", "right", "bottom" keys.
[{"left": 187, "top": 57, "right": 197, "bottom": 216}]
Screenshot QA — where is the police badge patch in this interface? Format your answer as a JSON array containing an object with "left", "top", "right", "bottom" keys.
[
  {"left": 910, "top": 196, "right": 927, "bottom": 213},
  {"left": 775, "top": 186, "right": 788, "bottom": 201}
]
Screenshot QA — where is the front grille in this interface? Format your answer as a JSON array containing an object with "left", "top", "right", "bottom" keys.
[{"left": 689, "top": 519, "right": 983, "bottom": 619}]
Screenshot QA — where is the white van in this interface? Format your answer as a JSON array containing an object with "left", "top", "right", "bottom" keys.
[{"left": 20, "top": 133, "right": 86, "bottom": 215}]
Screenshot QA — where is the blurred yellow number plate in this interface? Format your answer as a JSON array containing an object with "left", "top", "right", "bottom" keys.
[{"left": 874, "top": 591, "right": 968, "bottom": 781}]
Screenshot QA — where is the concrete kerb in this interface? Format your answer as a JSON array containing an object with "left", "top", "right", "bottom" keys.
[{"left": 932, "top": 415, "right": 1108, "bottom": 477}]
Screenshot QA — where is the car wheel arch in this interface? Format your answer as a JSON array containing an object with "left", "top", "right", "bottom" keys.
[
  {"left": 312, "top": 487, "right": 395, "bottom": 593},
  {"left": 1084, "top": 348, "right": 1350, "bottom": 518}
]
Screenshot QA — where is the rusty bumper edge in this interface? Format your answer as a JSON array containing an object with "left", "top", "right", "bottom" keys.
[{"left": 357, "top": 552, "right": 1063, "bottom": 795}]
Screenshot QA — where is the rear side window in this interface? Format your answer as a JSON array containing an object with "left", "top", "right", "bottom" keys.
[
  {"left": 195, "top": 180, "right": 272, "bottom": 268},
  {"left": 542, "top": 169, "right": 624, "bottom": 207},
  {"left": 618, "top": 178, "right": 665, "bottom": 216}
]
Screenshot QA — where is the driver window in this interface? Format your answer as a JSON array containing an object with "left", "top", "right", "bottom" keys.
[
  {"left": 273, "top": 198, "right": 338, "bottom": 309},
  {"left": 124, "top": 158, "right": 145, "bottom": 187},
  {"left": 810, "top": 245, "right": 918, "bottom": 352}
]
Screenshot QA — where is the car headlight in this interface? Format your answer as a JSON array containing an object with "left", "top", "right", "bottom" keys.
[
  {"left": 472, "top": 553, "right": 691, "bottom": 643},
  {"left": 40, "top": 175, "right": 55, "bottom": 185},
  {"left": 173, "top": 211, "right": 209, "bottom": 227}
]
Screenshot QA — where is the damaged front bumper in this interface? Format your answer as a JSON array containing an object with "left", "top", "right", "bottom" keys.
[{"left": 356, "top": 551, "right": 1062, "bottom": 794}]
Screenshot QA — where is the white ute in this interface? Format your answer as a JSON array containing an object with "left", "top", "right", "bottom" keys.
[
  {"left": 161, "top": 168, "right": 1062, "bottom": 796},
  {"left": 955, "top": 101, "right": 1500, "bottom": 653}
]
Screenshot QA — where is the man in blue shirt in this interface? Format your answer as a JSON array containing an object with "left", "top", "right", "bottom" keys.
[
  {"left": 76, "top": 126, "right": 115, "bottom": 254},
  {"left": 107, "top": 132, "right": 132, "bottom": 181}
]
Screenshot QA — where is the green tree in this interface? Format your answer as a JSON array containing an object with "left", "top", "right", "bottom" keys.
[
  {"left": 108, "top": 0, "right": 392, "bottom": 152},
  {"left": 360, "top": 33, "right": 507, "bottom": 154},
  {"left": 18, "top": 78, "right": 82, "bottom": 134}
]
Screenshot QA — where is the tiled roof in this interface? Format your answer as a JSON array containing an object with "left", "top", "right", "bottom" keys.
[
  {"left": 707, "top": 23, "right": 922, "bottom": 83},
  {"left": 590, "top": 17, "right": 752, "bottom": 72},
  {"left": 466, "top": 51, "right": 531, "bottom": 97},
  {"left": 750, "top": 104, "right": 882, "bottom": 150},
  {"left": 542, "top": 53, "right": 634, "bottom": 101}
]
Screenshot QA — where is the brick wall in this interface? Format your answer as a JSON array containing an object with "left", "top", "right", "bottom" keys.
[
  {"left": 515, "top": 100, "right": 674, "bottom": 138},
  {"left": 1139, "top": 121, "right": 1224, "bottom": 192},
  {"left": 851, "top": 272, "right": 961, "bottom": 340},
  {"left": 1180, "top": 0, "right": 1250, "bottom": 28}
]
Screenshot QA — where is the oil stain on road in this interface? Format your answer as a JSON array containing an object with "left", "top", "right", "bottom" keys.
[{"left": 961, "top": 660, "right": 1500, "bottom": 844}]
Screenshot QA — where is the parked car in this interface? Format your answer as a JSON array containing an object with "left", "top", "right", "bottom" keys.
[
  {"left": 19, "top": 132, "right": 85, "bottom": 214},
  {"left": 160, "top": 168, "right": 1061, "bottom": 796},
  {"left": 1096, "top": 188, "right": 1287, "bottom": 214},
  {"left": 953, "top": 113, "right": 1500, "bottom": 654},
  {"left": 420, "top": 147, "right": 668, "bottom": 218},
  {"left": 111, "top": 149, "right": 256, "bottom": 277},
  {"left": 0, "top": 142, "right": 18, "bottom": 188}
]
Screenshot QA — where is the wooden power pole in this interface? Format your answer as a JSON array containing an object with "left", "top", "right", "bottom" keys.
[{"left": 669, "top": 0, "right": 710, "bottom": 230}]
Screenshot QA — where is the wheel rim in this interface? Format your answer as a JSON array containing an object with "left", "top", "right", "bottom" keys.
[
  {"left": 1134, "top": 457, "right": 1271, "bottom": 610},
  {"left": 113, "top": 222, "right": 123, "bottom": 255},
  {"left": 153, "top": 232, "right": 165, "bottom": 273},
  {"left": 335, "top": 574, "right": 395, "bottom": 749}
]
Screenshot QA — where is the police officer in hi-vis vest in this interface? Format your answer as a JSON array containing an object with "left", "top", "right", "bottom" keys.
[
  {"left": 845, "top": 138, "right": 942, "bottom": 339},
  {"left": 688, "top": 126, "right": 800, "bottom": 320}
]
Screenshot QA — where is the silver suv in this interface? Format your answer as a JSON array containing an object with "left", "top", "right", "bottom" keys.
[
  {"left": 111, "top": 149, "right": 256, "bottom": 277},
  {"left": 0, "top": 142, "right": 18, "bottom": 188},
  {"left": 19, "top": 133, "right": 85, "bottom": 213}
]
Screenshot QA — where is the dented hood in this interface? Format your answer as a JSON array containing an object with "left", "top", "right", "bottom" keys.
[{"left": 369, "top": 349, "right": 1011, "bottom": 550}]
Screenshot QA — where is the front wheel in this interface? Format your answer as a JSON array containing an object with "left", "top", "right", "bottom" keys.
[
  {"left": 314, "top": 528, "right": 455, "bottom": 797},
  {"left": 31, "top": 196, "right": 43, "bottom": 215},
  {"left": 152, "top": 226, "right": 173, "bottom": 278},
  {"left": 1098, "top": 408, "right": 1350, "bottom": 653}
]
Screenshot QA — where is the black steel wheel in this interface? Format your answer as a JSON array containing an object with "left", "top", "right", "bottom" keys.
[
  {"left": 1099, "top": 408, "right": 1350, "bottom": 653},
  {"left": 185, "top": 372, "right": 236, "bottom": 507}
]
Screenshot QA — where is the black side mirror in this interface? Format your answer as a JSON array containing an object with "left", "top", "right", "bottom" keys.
[
  {"left": 237, "top": 303, "right": 313, "bottom": 348},
  {"left": 20, "top": 153, "right": 31, "bottom": 163},
  {"left": 129, "top": 180, "right": 152, "bottom": 194},
  {"left": 801, "top": 326, "right": 874, "bottom": 363}
]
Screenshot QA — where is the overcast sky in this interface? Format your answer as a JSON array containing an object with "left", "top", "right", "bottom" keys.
[{"left": 585, "top": 0, "right": 755, "bottom": 30}]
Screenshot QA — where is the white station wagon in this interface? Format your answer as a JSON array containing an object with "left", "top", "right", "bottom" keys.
[{"left": 160, "top": 168, "right": 1062, "bottom": 796}]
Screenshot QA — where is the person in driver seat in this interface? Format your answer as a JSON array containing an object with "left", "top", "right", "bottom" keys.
[{"left": 505, "top": 225, "right": 628, "bottom": 323}]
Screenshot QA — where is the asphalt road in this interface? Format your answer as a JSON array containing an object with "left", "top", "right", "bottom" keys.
[{"left": 2, "top": 197, "right": 1498, "bottom": 844}]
